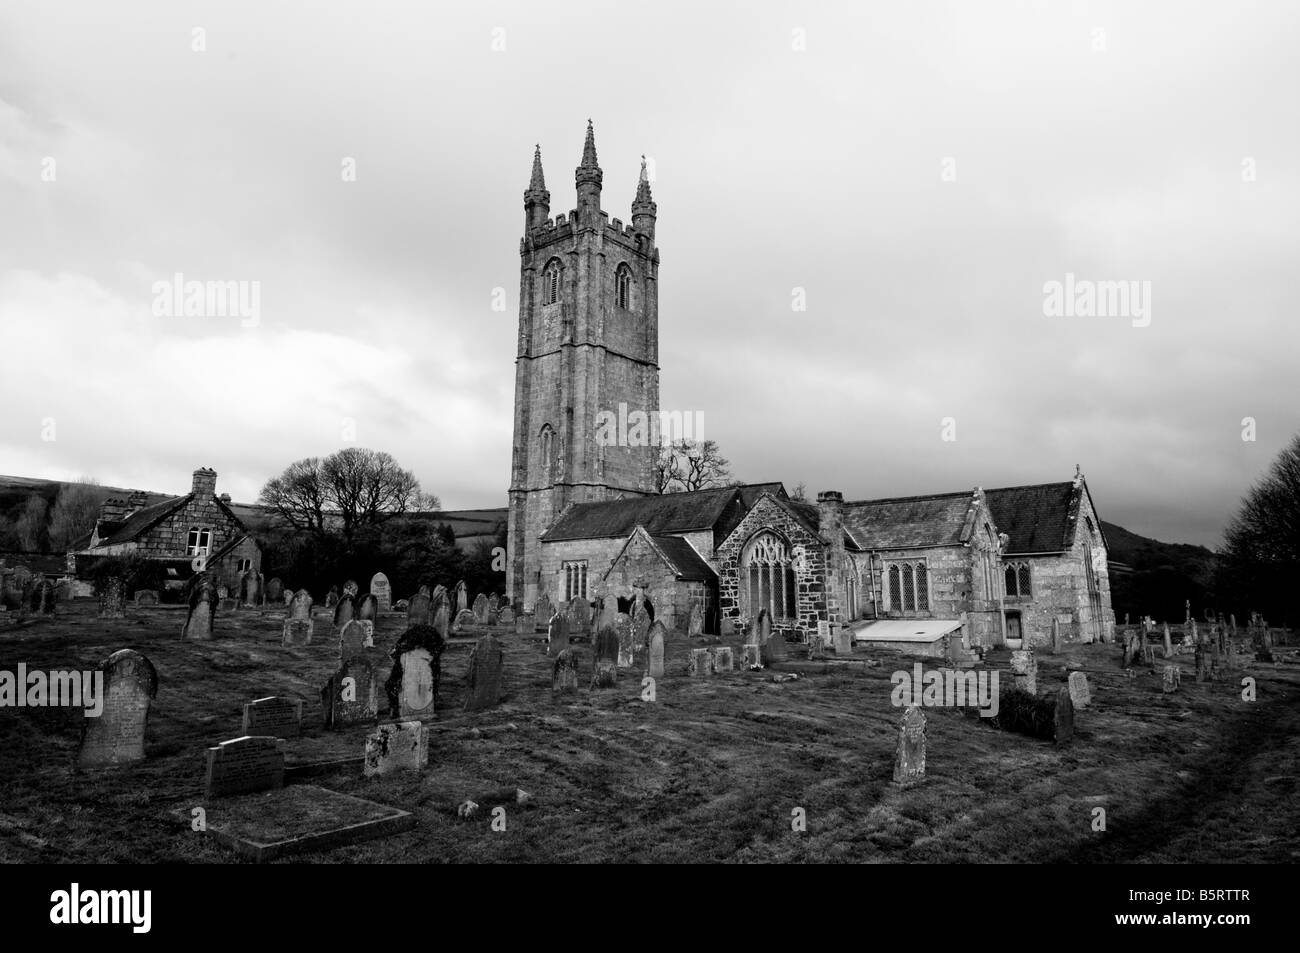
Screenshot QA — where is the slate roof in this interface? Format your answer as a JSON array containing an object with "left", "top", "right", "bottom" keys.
[
  {"left": 93, "top": 495, "right": 192, "bottom": 547},
  {"left": 842, "top": 491, "right": 978, "bottom": 550},
  {"left": 984, "top": 482, "right": 1079, "bottom": 554},
  {"left": 541, "top": 484, "right": 784, "bottom": 542},
  {"left": 649, "top": 535, "right": 716, "bottom": 581}
]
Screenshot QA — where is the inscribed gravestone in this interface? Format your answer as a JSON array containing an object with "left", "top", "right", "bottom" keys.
[
  {"left": 1162, "top": 665, "right": 1181, "bottom": 693},
  {"left": 77, "top": 649, "right": 158, "bottom": 768},
  {"left": 713, "top": 646, "right": 734, "bottom": 672},
  {"left": 472, "top": 593, "right": 489, "bottom": 624},
  {"left": 689, "top": 648, "right": 714, "bottom": 677},
  {"left": 761, "top": 627, "right": 787, "bottom": 666},
  {"left": 632, "top": 611, "right": 651, "bottom": 667},
  {"left": 205, "top": 736, "right": 285, "bottom": 798},
  {"left": 183, "top": 580, "right": 218, "bottom": 641},
  {"left": 552, "top": 650, "right": 580, "bottom": 694},
  {"left": 615, "top": 613, "right": 635, "bottom": 668},
  {"left": 809, "top": 633, "right": 826, "bottom": 660},
  {"left": 363, "top": 721, "right": 428, "bottom": 777},
  {"left": 99, "top": 576, "right": 126, "bottom": 620},
  {"left": 534, "top": 592, "right": 553, "bottom": 626},
  {"left": 370, "top": 573, "right": 392, "bottom": 611},
  {"left": 407, "top": 593, "right": 432, "bottom": 628},
  {"left": 742, "top": 644, "right": 761, "bottom": 668},
  {"left": 322, "top": 655, "right": 378, "bottom": 727},
  {"left": 339, "top": 619, "right": 373, "bottom": 659},
  {"left": 592, "top": 625, "right": 619, "bottom": 688},
  {"left": 333, "top": 595, "right": 356, "bottom": 629},
  {"left": 498, "top": 607, "right": 515, "bottom": 625},
  {"left": 385, "top": 625, "right": 444, "bottom": 719},
  {"left": 1067, "top": 671, "right": 1090, "bottom": 709},
  {"left": 487, "top": 594, "right": 499, "bottom": 613},
  {"left": 648, "top": 622, "right": 666, "bottom": 678},
  {"left": 464, "top": 635, "right": 505, "bottom": 712},
  {"left": 289, "top": 589, "right": 313, "bottom": 620},
  {"left": 242, "top": 696, "right": 302, "bottom": 738},
  {"left": 356, "top": 594, "right": 379, "bottom": 623},
  {"left": 1010, "top": 649, "right": 1037, "bottom": 695},
  {"left": 833, "top": 624, "right": 852, "bottom": 656},
  {"left": 892, "top": 706, "right": 926, "bottom": 786}
]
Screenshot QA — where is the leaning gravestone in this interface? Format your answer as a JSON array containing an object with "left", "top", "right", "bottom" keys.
[
  {"left": 363, "top": 722, "right": 428, "bottom": 777},
  {"left": 615, "top": 613, "right": 635, "bottom": 668},
  {"left": 687, "top": 603, "right": 704, "bottom": 637},
  {"left": 472, "top": 593, "right": 489, "bottom": 624},
  {"left": 552, "top": 650, "right": 580, "bottom": 695},
  {"left": 386, "top": 625, "right": 444, "bottom": 719},
  {"left": 1162, "top": 665, "right": 1181, "bottom": 694},
  {"left": 1067, "top": 671, "right": 1091, "bottom": 709},
  {"left": 322, "top": 655, "right": 379, "bottom": 728},
  {"left": 356, "top": 593, "right": 379, "bottom": 623},
  {"left": 713, "top": 646, "right": 735, "bottom": 673},
  {"left": 548, "top": 613, "right": 569, "bottom": 655},
  {"left": 1010, "top": 649, "right": 1037, "bottom": 695},
  {"left": 333, "top": 595, "right": 355, "bottom": 629},
  {"left": 98, "top": 576, "right": 126, "bottom": 620},
  {"left": 242, "top": 696, "right": 303, "bottom": 738},
  {"left": 265, "top": 578, "right": 284, "bottom": 604},
  {"left": 407, "top": 592, "right": 432, "bottom": 628},
  {"left": 464, "top": 635, "right": 505, "bottom": 713},
  {"left": 648, "top": 622, "right": 666, "bottom": 678},
  {"left": 892, "top": 706, "right": 927, "bottom": 786},
  {"left": 77, "top": 649, "right": 158, "bottom": 769},
  {"left": 339, "top": 619, "right": 373, "bottom": 658},
  {"left": 592, "top": 625, "right": 619, "bottom": 688},
  {"left": 205, "top": 736, "right": 285, "bottom": 799},
  {"left": 370, "top": 573, "right": 392, "bottom": 611},
  {"left": 182, "top": 578, "right": 218, "bottom": 641}
]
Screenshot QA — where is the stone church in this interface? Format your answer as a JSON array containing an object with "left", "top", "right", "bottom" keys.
[{"left": 506, "top": 123, "right": 1114, "bottom": 651}]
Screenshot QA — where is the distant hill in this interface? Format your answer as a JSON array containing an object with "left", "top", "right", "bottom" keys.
[{"left": 1101, "top": 520, "right": 1218, "bottom": 623}]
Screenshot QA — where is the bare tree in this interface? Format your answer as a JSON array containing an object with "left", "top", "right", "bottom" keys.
[
  {"left": 1221, "top": 432, "right": 1300, "bottom": 623},
  {"left": 259, "top": 448, "right": 438, "bottom": 547},
  {"left": 790, "top": 482, "right": 808, "bottom": 502},
  {"left": 14, "top": 493, "right": 49, "bottom": 552},
  {"left": 658, "top": 439, "right": 733, "bottom": 493},
  {"left": 48, "top": 478, "right": 106, "bottom": 552},
  {"left": 654, "top": 444, "right": 684, "bottom": 494}
]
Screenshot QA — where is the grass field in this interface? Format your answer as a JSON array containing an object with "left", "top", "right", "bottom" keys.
[{"left": 1, "top": 602, "right": 1298, "bottom": 863}]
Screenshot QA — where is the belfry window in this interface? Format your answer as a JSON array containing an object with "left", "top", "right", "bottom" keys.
[
  {"left": 616, "top": 265, "right": 632, "bottom": 310},
  {"left": 544, "top": 263, "right": 560, "bottom": 305}
]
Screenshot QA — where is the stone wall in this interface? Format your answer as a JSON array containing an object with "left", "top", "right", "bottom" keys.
[{"left": 600, "top": 530, "right": 715, "bottom": 632}]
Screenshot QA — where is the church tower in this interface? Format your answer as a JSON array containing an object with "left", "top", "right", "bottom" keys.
[{"left": 507, "top": 122, "right": 661, "bottom": 607}]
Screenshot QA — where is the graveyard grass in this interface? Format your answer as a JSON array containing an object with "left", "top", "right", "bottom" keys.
[{"left": 2, "top": 603, "right": 1298, "bottom": 863}]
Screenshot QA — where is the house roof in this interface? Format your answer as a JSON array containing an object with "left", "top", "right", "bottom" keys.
[
  {"left": 649, "top": 535, "right": 715, "bottom": 581},
  {"left": 842, "top": 491, "right": 979, "bottom": 549},
  {"left": 984, "top": 482, "right": 1080, "bottom": 554},
  {"left": 541, "top": 484, "right": 784, "bottom": 542},
  {"left": 93, "top": 495, "right": 192, "bottom": 547}
]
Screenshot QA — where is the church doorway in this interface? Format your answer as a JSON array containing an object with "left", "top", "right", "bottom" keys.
[{"left": 1005, "top": 611, "right": 1023, "bottom": 649}]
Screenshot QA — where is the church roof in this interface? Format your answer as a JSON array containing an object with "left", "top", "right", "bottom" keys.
[
  {"left": 650, "top": 535, "right": 715, "bottom": 581},
  {"left": 542, "top": 483, "right": 785, "bottom": 543},
  {"left": 984, "top": 480, "right": 1101, "bottom": 554},
  {"left": 842, "top": 491, "right": 980, "bottom": 550}
]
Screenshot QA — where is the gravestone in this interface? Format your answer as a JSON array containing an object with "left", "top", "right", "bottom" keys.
[
  {"left": 205, "top": 736, "right": 285, "bottom": 799},
  {"left": 343, "top": 580, "right": 359, "bottom": 599},
  {"left": 452, "top": 609, "right": 475, "bottom": 633},
  {"left": 486, "top": 608, "right": 499, "bottom": 626},
  {"left": 31, "top": 579, "right": 55, "bottom": 615},
  {"left": 592, "top": 625, "right": 619, "bottom": 688},
  {"left": 289, "top": 589, "right": 313, "bottom": 620},
  {"left": 464, "top": 635, "right": 505, "bottom": 712},
  {"left": 432, "top": 593, "right": 450, "bottom": 641},
  {"left": 892, "top": 706, "right": 926, "bottom": 787},
  {"left": 218, "top": 598, "right": 237, "bottom": 613},
  {"left": 265, "top": 578, "right": 284, "bottom": 604},
  {"left": 394, "top": 600, "right": 408, "bottom": 612},
  {"left": 534, "top": 593, "right": 553, "bottom": 626},
  {"left": 333, "top": 595, "right": 356, "bottom": 629},
  {"left": 283, "top": 591, "right": 294, "bottom": 606},
  {"left": 134, "top": 589, "right": 159, "bottom": 607},
  {"left": 720, "top": 618, "right": 737, "bottom": 638},
  {"left": 370, "top": 573, "right": 392, "bottom": 611},
  {"left": 761, "top": 628, "right": 787, "bottom": 666},
  {"left": 98, "top": 576, "right": 126, "bottom": 619},
  {"left": 77, "top": 649, "right": 158, "bottom": 769},
  {"left": 1162, "top": 665, "right": 1181, "bottom": 693},
  {"left": 648, "top": 622, "right": 666, "bottom": 678},
  {"left": 742, "top": 644, "right": 762, "bottom": 667},
  {"left": 1010, "top": 649, "right": 1037, "bottom": 695},
  {"left": 386, "top": 625, "right": 444, "bottom": 719},
  {"left": 615, "top": 613, "right": 635, "bottom": 668},
  {"left": 632, "top": 611, "right": 651, "bottom": 667},
  {"left": 325, "top": 587, "right": 339, "bottom": 609},
  {"left": 182, "top": 578, "right": 218, "bottom": 641},
  {"left": 242, "top": 696, "right": 302, "bottom": 738},
  {"left": 552, "top": 650, "right": 580, "bottom": 694},
  {"left": 809, "top": 633, "right": 826, "bottom": 660},
  {"left": 1049, "top": 688, "right": 1074, "bottom": 744},
  {"left": 1163, "top": 623, "right": 1173, "bottom": 658},
  {"left": 487, "top": 593, "right": 499, "bottom": 613},
  {"left": 1195, "top": 644, "right": 1209, "bottom": 683},
  {"left": 757, "top": 608, "right": 772, "bottom": 645},
  {"left": 1067, "top": 671, "right": 1090, "bottom": 709},
  {"left": 282, "top": 619, "right": 314, "bottom": 647},
  {"left": 568, "top": 597, "right": 592, "bottom": 637},
  {"left": 356, "top": 593, "right": 379, "bottom": 623},
  {"left": 713, "top": 646, "right": 735, "bottom": 672},
  {"left": 687, "top": 603, "right": 704, "bottom": 637},
  {"left": 241, "top": 572, "right": 263, "bottom": 608},
  {"left": 407, "top": 593, "right": 432, "bottom": 627},
  {"left": 472, "top": 593, "right": 489, "bottom": 624},
  {"left": 548, "top": 613, "right": 569, "bottom": 654},
  {"left": 689, "top": 648, "right": 714, "bottom": 677},
  {"left": 498, "top": 607, "right": 515, "bottom": 624},
  {"left": 218, "top": 585, "right": 229, "bottom": 600},
  {"left": 455, "top": 581, "right": 468, "bottom": 614},
  {"left": 834, "top": 624, "right": 852, "bottom": 655},
  {"left": 339, "top": 619, "right": 373, "bottom": 658},
  {"left": 322, "top": 655, "right": 379, "bottom": 727},
  {"left": 363, "top": 722, "right": 428, "bottom": 777}
]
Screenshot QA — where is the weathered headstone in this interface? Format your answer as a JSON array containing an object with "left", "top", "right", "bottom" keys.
[
  {"left": 385, "top": 625, "right": 444, "bottom": 719},
  {"left": 325, "top": 587, "right": 339, "bottom": 608},
  {"left": 339, "top": 619, "right": 373, "bottom": 658},
  {"left": 687, "top": 603, "right": 704, "bottom": 637},
  {"left": 134, "top": 589, "right": 159, "bottom": 607},
  {"left": 98, "top": 576, "right": 126, "bottom": 619},
  {"left": 1049, "top": 688, "right": 1074, "bottom": 744},
  {"left": 648, "top": 622, "right": 666, "bottom": 678},
  {"left": 216, "top": 585, "right": 228, "bottom": 600},
  {"left": 289, "top": 589, "right": 313, "bottom": 620},
  {"left": 757, "top": 608, "right": 772, "bottom": 644},
  {"left": 370, "top": 573, "right": 392, "bottom": 611},
  {"left": 689, "top": 647, "right": 715, "bottom": 677},
  {"left": 892, "top": 706, "right": 926, "bottom": 787},
  {"left": 282, "top": 618, "right": 314, "bottom": 646},
  {"left": 833, "top": 624, "right": 852, "bottom": 655},
  {"left": 552, "top": 650, "right": 580, "bottom": 694},
  {"left": 356, "top": 593, "right": 379, "bottom": 623},
  {"left": 548, "top": 612, "right": 569, "bottom": 654},
  {"left": 77, "top": 649, "right": 158, "bottom": 768},
  {"left": 205, "top": 736, "right": 285, "bottom": 798},
  {"left": 182, "top": 578, "right": 218, "bottom": 640},
  {"left": 406, "top": 592, "right": 432, "bottom": 627},
  {"left": 568, "top": 597, "right": 592, "bottom": 636},
  {"left": 713, "top": 646, "right": 734, "bottom": 672},
  {"left": 632, "top": 611, "right": 651, "bottom": 666},
  {"left": 1010, "top": 648, "right": 1037, "bottom": 695},
  {"left": 363, "top": 721, "right": 428, "bottom": 777},
  {"left": 498, "top": 607, "right": 515, "bottom": 624},
  {"left": 761, "top": 627, "right": 787, "bottom": 666},
  {"left": 720, "top": 618, "right": 737, "bottom": 638},
  {"left": 452, "top": 608, "right": 475, "bottom": 633},
  {"left": 809, "top": 633, "right": 826, "bottom": 660},
  {"left": 472, "top": 593, "right": 489, "bottom": 624},
  {"left": 1067, "top": 671, "right": 1090, "bottom": 709},
  {"left": 240, "top": 571, "right": 263, "bottom": 608},
  {"left": 333, "top": 594, "right": 356, "bottom": 629},
  {"left": 615, "top": 613, "right": 635, "bottom": 668},
  {"left": 283, "top": 591, "right": 294, "bottom": 606},
  {"left": 242, "top": 696, "right": 302, "bottom": 738},
  {"left": 592, "top": 625, "right": 619, "bottom": 688},
  {"left": 534, "top": 592, "right": 553, "bottom": 626},
  {"left": 1162, "top": 665, "right": 1181, "bottom": 693},
  {"left": 464, "top": 635, "right": 505, "bottom": 712},
  {"left": 265, "top": 578, "right": 284, "bottom": 604},
  {"left": 455, "top": 581, "right": 468, "bottom": 614},
  {"left": 1163, "top": 623, "right": 1173, "bottom": 658},
  {"left": 1195, "top": 643, "right": 1209, "bottom": 682},
  {"left": 487, "top": 593, "right": 499, "bottom": 613},
  {"left": 432, "top": 592, "right": 450, "bottom": 641},
  {"left": 322, "top": 655, "right": 379, "bottom": 727}
]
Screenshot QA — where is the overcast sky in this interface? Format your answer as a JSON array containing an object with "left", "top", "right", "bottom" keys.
[{"left": 2, "top": 0, "right": 1297, "bottom": 548}]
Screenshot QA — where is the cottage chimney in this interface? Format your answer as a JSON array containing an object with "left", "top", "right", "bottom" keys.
[
  {"left": 125, "top": 491, "right": 148, "bottom": 516},
  {"left": 817, "top": 490, "right": 847, "bottom": 621},
  {"left": 191, "top": 468, "right": 218, "bottom": 499},
  {"left": 98, "top": 497, "right": 128, "bottom": 523}
]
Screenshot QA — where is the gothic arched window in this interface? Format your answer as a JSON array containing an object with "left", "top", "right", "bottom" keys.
[
  {"left": 615, "top": 264, "right": 632, "bottom": 310},
  {"left": 544, "top": 261, "right": 561, "bottom": 305},
  {"left": 742, "top": 532, "right": 798, "bottom": 620}
]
